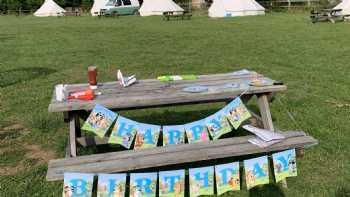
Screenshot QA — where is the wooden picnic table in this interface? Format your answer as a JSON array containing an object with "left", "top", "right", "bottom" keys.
[
  {"left": 63, "top": 11, "right": 81, "bottom": 16},
  {"left": 310, "top": 8, "right": 348, "bottom": 23},
  {"left": 49, "top": 72, "right": 287, "bottom": 158},
  {"left": 163, "top": 11, "right": 192, "bottom": 21},
  {"left": 46, "top": 71, "right": 319, "bottom": 187}
]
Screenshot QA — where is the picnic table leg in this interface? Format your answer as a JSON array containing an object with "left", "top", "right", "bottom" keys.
[
  {"left": 65, "top": 136, "right": 71, "bottom": 158},
  {"left": 296, "top": 148, "right": 305, "bottom": 158},
  {"left": 257, "top": 93, "right": 288, "bottom": 188},
  {"left": 328, "top": 13, "right": 335, "bottom": 23},
  {"left": 257, "top": 94, "right": 274, "bottom": 130},
  {"left": 248, "top": 110, "right": 264, "bottom": 128},
  {"left": 67, "top": 112, "right": 80, "bottom": 157}
]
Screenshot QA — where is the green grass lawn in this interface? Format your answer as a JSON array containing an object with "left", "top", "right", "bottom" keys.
[{"left": 0, "top": 12, "right": 350, "bottom": 196}]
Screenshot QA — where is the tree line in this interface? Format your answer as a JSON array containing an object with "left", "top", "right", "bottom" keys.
[
  {"left": 0, "top": 0, "right": 191, "bottom": 12},
  {"left": 0, "top": 0, "right": 93, "bottom": 11}
]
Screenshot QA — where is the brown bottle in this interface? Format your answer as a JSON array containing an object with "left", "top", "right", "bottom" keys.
[{"left": 88, "top": 65, "right": 98, "bottom": 89}]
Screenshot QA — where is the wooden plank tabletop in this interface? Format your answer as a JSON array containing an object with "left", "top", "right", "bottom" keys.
[
  {"left": 48, "top": 72, "right": 287, "bottom": 113},
  {"left": 46, "top": 131, "right": 318, "bottom": 181}
]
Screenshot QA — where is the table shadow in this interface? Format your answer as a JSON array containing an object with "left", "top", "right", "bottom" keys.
[{"left": 249, "top": 184, "right": 285, "bottom": 197}]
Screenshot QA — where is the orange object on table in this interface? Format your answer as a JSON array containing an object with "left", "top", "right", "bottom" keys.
[{"left": 68, "top": 89, "right": 95, "bottom": 100}]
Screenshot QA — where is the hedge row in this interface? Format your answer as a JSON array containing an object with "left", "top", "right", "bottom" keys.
[{"left": 0, "top": 0, "right": 93, "bottom": 11}]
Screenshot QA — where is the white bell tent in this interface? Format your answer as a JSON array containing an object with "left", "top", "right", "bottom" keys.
[
  {"left": 139, "top": 0, "right": 184, "bottom": 16},
  {"left": 34, "top": 0, "right": 66, "bottom": 17},
  {"left": 208, "top": 0, "right": 265, "bottom": 17},
  {"left": 334, "top": 0, "right": 350, "bottom": 16},
  {"left": 90, "top": 0, "right": 109, "bottom": 16}
]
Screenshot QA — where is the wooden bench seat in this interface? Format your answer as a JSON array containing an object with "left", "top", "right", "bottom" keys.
[
  {"left": 63, "top": 11, "right": 81, "bottom": 16},
  {"left": 46, "top": 131, "right": 318, "bottom": 181},
  {"left": 310, "top": 9, "right": 348, "bottom": 23},
  {"left": 163, "top": 11, "right": 192, "bottom": 21}
]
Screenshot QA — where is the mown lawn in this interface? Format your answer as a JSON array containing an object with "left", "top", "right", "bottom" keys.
[{"left": 0, "top": 12, "right": 349, "bottom": 197}]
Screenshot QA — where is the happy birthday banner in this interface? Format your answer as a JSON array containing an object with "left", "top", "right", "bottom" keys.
[
  {"left": 82, "top": 97, "right": 251, "bottom": 149},
  {"left": 62, "top": 149, "right": 298, "bottom": 197}
]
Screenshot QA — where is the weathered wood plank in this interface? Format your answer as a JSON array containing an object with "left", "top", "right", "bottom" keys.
[
  {"left": 91, "top": 78, "right": 258, "bottom": 98},
  {"left": 46, "top": 131, "right": 318, "bottom": 181},
  {"left": 49, "top": 85, "right": 287, "bottom": 112},
  {"left": 84, "top": 76, "right": 274, "bottom": 97},
  {"left": 65, "top": 137, "right": 71, "bottom": 158},
  {"left": 62, "top": 79, "right": 276, "bottom": 101},
  {"left": 50, "top": 131, "right": 305, "bottom": 168},
  {"left": 257, "top": 94, "right": 275, "bottom": 131},
  {"left": 68, "top": 114, "right": 77, "bottom": 157},
  {"left": 56, "top": 73, "right": 263, "bottom": 101},
  {"left": 62, "top": 72, "right": 264, "bottom": 92},
  {"left": 48, "top": 72, "right": 285, "bottom": 113}
]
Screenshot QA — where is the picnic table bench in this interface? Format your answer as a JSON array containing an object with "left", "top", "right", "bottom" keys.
[
  {"left": 63, "top": 11, "right": 81, "bottom": 16},
  {"left": 47, "top": 71, "right": 318, "bottom": 185},
  {"left": 47, "top": 131, "right": 317, "bottom": 181},
  {"left": 310, "top": 9, "right": 349, "bottom": 23},
  {"left": 163, "top": 11, "right": 192, "bottom": 21}
]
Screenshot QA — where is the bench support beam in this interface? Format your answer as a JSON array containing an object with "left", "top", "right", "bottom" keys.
[
  {"left": 257, "top": 93, "right": 288, "bottom": 188},
  {"left": 257, "top": 94, "right": 274, "bottom": 131},
  {"left": 67, "top": 112, "right": 80, "bottom": 157}
]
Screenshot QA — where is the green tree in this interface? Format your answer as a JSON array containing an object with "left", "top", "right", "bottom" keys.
[
  {"left": 6, "top": 0, "right": 21, "bottom": 10},
  {"left": 0, "top": 0, "right": 95, "bottom": 13},
  {"left": 81, "top": 0, "right": 93, "bottom": 10}
]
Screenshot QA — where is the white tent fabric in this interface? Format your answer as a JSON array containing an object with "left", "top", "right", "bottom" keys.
[
  {"left": 209, "top": 0, "right": 265, "bottom": 17},
  {"left": 34, "top": 0, "right": 66, "bottom": 17},
  {"left": 139, "top": 0, "right": 184, "bottom": 16},
  {"left": 334, "top": 0, "right": 350, "bottom": 15},
  {"left": 91, "top": 0, "right": 109, "bottom": 16}
]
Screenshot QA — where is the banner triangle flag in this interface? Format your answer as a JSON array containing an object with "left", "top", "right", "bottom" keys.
[
  {"left": 215, "top": 162, "right": 240, "bottom": 195},
  {"left": 244, "top": 156, "right": 269, "bottom": 190},
  {"left": 163, "top": 125, "right": 185, "bottom": 146},
  {"left": 205, "top": 108, "right": 232, "bottom": 140},
  {"left": 130, "top": 172, "right": 158, "bottom": 197},
  {"left": 224, "top": 97, "right": 251, "bottom": 129},
  {"left": 63, "top": 172, "right": 94, "bottom": 197},
  {"left": 134, "top": 123, "right": 161, "bottom": 150},
  {"left": 159, "top": 170, "right": 185, "bottom": 197},
  {"left": 109, "top": 116, "right": 138, "bottom": 149},
  {"left": 82, "top": 104, "right": 118, "bottom": 138},
  {"left": 272, "top": 149, "right": 297, "bottom": 183},
  {"left": 97, "top": 173, "right": 127, "bottom": 197},
  {"left": 184, "top": 119, "right": 210, "bottom": 143},
  {"left": 189, "top": 166, "right": 214, "bottom": 197}
]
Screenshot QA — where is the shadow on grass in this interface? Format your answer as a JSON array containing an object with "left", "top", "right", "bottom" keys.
[
  {"left": 0, "top": 67, "right": 56, "bottom": 88},
  {"left": 249, "top": 184, "right": 285, "bottom": 197},
  {"left": 28, "top": 112, "right": 64, "bottom": 133}
]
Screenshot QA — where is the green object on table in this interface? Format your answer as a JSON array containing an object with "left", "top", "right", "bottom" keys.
[{"left": 157, "top": 75, "right": 197, "bottom": 81}]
